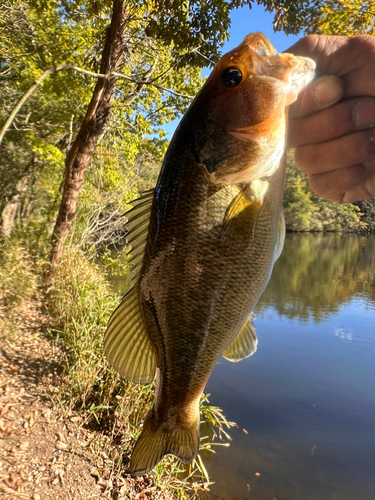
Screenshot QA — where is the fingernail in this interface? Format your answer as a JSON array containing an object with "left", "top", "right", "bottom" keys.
[
  {"left": 313, "top": 79, "right": 342, "bottom": 105},
  {"left": 353, "top": 101, "right": 375, "bottom": 128}
]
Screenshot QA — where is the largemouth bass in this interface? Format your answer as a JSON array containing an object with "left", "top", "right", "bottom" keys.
[{"left": 105, "top": 33, "right": 315, "bottom": 475}]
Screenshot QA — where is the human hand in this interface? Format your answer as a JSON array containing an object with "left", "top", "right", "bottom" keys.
[{"left": 287, "top": 35, "right": 375, "bottom": 203}]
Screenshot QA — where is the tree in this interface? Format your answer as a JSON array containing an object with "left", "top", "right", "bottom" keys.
[
  {"left": 1, "top": 0, "right": 258, "bottom": 263},
  {"left": 267, "top": 0, "right": 374, "bottom": 35},
  {"left": 284, "top": 151, "right": 317, "bottom": 231},
  {"left": 284, "top": 151, "right": 367, "bottom": 232},
  {"left": 2, "top": 0, "right": 373, "bottom": 260},
  {"left": 0, "top": 0, "right": 103, "bottom": 235},
  {"left": 48, "top": 0, "right": 129, "bottom": 272}
]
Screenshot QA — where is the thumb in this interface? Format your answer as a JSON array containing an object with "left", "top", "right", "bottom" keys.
[{"left": 289, "top": 75, "right": 344, "bottom": 119}]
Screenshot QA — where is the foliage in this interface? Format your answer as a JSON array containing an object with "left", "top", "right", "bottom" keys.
[
  {"left": 2, "top": 0, "right": 374, "bottom": 252},
  {"left": 283, "top": 152, "right": 316, "bottom": 231},
  {"left": 308, "top": 0, "right": 375, "bottom": 35},
  {"left": 263, "top": 0, "right": 375, "bottom": 35},
  {"left": 0, "top": 237, "right": 39, "bottom": 337},
  {"left": 0, "top": 0, "right": 204, "bottom": 244},
  {"left": 1, "top": 0, "right": 375, "bottom": 495},
  {"left": 0, "top": 238, "right": 38, "bottom": 309},
  {"left": 356, "top": 198, "right": 375, "bottom": 232},
  {"left": 284, "top": 151, "right": 369, "bottom": 233}
]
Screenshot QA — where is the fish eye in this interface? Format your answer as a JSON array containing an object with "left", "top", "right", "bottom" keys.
[{"left": 221, "top": 67, "right": 243, "bottom": 88}]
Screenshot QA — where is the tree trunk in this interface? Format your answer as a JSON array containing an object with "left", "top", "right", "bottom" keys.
[{"left": 48, "top": 0, "right": 128, "bottom": 275}]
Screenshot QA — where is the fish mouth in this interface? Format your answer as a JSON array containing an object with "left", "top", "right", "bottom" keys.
[
  {"left": 253, "top": 53, "right": 316, "bottom": 99},
  {"left": 289, "top": 56, "right": 316, "bottom": 85},
  {"left": 243, "top": 34, "right": 316, "bottom": 104}
]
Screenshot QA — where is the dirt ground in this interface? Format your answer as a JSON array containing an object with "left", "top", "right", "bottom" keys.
[{"left": 0, "top": 302, "right": 174, "bottom": 500}]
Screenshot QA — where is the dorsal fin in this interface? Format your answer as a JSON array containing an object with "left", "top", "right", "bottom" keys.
[
  {"left": 125, "top": 189, "right": 154, "bottom": 280},
  {"left": 104, "top": 189, "right": 157, "bottom": 384},
  {"left": 223, "top": 313, "right": 258, "bottom": 362},
  {"left": 104, "top": 285, "right": 157, "bottom": 383}
]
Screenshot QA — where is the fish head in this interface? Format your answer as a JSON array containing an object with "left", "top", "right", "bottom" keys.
[{"left": 192, "top": 32, "right": 315, "bottom": 185}]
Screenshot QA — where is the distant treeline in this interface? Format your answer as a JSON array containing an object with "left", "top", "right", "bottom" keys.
[{"left": 284, "top": 151, "right": 375, "bottom": 233}]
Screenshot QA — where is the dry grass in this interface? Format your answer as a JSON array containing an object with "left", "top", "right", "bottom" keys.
[{"left": 0, "top": 239, "right": 39, "bottom": 338}]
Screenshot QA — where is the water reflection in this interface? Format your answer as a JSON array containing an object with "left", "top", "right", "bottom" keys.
[
  {"left": 204, "top": 234, "right": 375, "bottom": 500},
  {"left": 257, "top": 233, "right": 375, "bottom": 321}
]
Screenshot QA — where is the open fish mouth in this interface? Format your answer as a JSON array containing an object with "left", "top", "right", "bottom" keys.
[
  {"left": 237, "top": 33, "right": 316, "bottom": 103},
  {"left": 284, "top": 55, "right": 316, "bottom": 104}
]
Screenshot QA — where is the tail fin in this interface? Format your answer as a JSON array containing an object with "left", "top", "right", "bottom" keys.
[{"left": 130, "top": 410, "right": 200, "bottom": 476}]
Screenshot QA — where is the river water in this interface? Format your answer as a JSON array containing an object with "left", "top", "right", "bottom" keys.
[{"left": 204, "top": 233, "right": 375, "bottom": 500}]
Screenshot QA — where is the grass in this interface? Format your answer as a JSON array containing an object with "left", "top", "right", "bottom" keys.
[
  {"left": 0, "top": 238, "right": 39, "bottom": 337},
  {"left": 43, "top": 247, "right": 235, "bottom": 497}
]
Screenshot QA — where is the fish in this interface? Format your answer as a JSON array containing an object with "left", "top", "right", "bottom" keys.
[{"left": 104, "top": 32, "right": 315, "bottom": 475}]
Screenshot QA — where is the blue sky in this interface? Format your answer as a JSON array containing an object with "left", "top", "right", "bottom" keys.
[
  {"left": 223, "top": 4, "right": 300, "bottom": 53},
  {"left": 164, "top": 4, "right": 302, "bottom": 136}
]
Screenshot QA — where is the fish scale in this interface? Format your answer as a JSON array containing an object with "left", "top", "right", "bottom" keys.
[{"left": 104, "top": 32, "right": 315, "bottom": 475}]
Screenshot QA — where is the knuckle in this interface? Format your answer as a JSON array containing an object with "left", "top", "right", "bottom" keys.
[{"left": 354, "top": 35, "right": 375, "bottom": 54}]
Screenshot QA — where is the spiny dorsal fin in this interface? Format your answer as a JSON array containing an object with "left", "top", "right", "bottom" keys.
[
  {"left": 275, "top": 209, "right": 285, "bottom": 261},
  {"left": 125, "top": 189, "right": 154, "bottom": 281},
  {"left": 223, "top": 313, "right": 258, "bottom": 362},
  {"left": 104, "top": 285, "right": 157, "bottom": 384}
]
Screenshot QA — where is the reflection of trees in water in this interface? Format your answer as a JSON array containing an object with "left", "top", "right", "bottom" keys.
[{"left": 256, "top": 234, "right": 375, "bottom": 322}]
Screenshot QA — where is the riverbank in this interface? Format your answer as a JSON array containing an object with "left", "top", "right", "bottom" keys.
[
  {"left": 0, "top": 284, "right": 174, "bottom": 500},
  {"left": 0, "top": 240, "right": 232, "bottom": 500}
]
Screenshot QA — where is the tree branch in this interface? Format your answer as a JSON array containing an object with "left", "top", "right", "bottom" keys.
[
  {"left": 0, "top": 61, "right": 194, "bottom": 146},
  {"left": 0, "top": 65, "right": 66, "bottom": 145}
]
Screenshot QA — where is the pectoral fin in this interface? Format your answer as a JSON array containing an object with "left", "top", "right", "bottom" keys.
[
  {"left": 223, "top": 313, "right": 258, "bottom": 362},
  {"left": 218, "top": 180, "right": 268, "bottom": 254},
  {"left": 104, "top": 285, "right": 157, "bottom": 384},
  {"left": 206, "top": 185, "right": 240, "bottom": 230}
]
